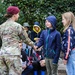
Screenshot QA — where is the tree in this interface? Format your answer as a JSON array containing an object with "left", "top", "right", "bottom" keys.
[{"left": 0, "top": 0, "right": 75, "bottom": 33}]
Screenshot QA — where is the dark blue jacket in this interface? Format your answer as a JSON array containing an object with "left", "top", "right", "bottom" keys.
[
  {"left": 36, "top": 28, "right": 61, "bottom": 64},
  {"left": 36, "top": 15, "right": 61, "bottom": 64},
  {"left": 62, "top": 25, "right": 75, "bottom": 60},
  {"left": 31, "top": 30, "right": 42, "bottom": 42}
]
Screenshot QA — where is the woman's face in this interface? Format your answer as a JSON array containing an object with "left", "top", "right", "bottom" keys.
[
  {"left": 14, "top": 13, "right": 19, "bottom": 21},
  {"left": 62, "top": 16, "right": 68, "bottom": 26}
]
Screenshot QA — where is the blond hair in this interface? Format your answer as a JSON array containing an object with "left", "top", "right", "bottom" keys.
[{"left": 62, "top": 12, "right": 75, "bottom": 32}]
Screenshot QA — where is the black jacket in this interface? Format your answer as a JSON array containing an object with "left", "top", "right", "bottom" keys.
[{"left": 21, "top": 49, "right": 28, "bottom": 62}]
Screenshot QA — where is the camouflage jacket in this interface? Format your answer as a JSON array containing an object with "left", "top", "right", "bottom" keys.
[{"left": 0, "top": 19, "right": 34, "bottom": 55}]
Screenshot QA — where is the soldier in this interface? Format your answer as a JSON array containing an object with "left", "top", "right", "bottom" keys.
[{"left": 0, "top": 6, "right": 34, "bottom": 75}]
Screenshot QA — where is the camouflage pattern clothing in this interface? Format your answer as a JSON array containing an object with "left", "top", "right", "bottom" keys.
[
  {"left": 0, "top": 55, "right": 22, "bottom": 75},
  {"left": 0, "top": 19, "right": 34, "bottom": 75}
]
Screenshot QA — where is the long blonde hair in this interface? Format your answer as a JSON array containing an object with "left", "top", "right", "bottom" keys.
[{"left": 62, "top": 12, "right": 75, "bottom": 32}]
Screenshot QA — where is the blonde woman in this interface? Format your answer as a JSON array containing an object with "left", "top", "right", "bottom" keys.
[{"left": 62, "top": 12, "right": 75, "bottom": 75}]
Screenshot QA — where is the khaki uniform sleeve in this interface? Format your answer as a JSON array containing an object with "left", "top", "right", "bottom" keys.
[{"left": 18, "top": 26, "right": 34, "bottom": 47}]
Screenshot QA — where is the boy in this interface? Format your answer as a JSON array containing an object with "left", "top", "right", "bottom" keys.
[
  {"left": 34, "top": 15, "right": 61, "bottom": 75},
  {"left": 23, "top": 22, "right": 31, "bottom": 38},
  {"left": 31, "top": 21, "right": 42, "bottom": 42},
  {"left": 19, "top": 41, "right": 33, "bottom": 75}
]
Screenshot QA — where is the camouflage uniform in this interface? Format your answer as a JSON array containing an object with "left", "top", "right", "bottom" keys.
[{"left": 0, "top": 19, "right": 34, "bottom": 75}]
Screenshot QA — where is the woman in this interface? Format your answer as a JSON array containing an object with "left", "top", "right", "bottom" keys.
[
  {"left": 62, "top": 12, "right": 75, "bottom": 75},
  {"left": 0, "top": 6, "right": 34, "bottom": 75}
]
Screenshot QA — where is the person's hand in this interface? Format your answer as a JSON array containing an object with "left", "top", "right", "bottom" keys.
[
  {"left": 22, "top": 65, "right": 27, "bottom": 69},
  {"left": 63, "top": 59, "right": 67, "bottom": 65},
  {"left": 40, "top": 60, "right": 46, "bottom": 67},
  {"left": 37, "top": 47, "right": 41, "bottom": 51},
  {"left": 33, "top": 45, "right": 38, "bottom": 51}
]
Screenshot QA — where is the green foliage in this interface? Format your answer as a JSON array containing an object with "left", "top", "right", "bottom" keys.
[{"left": 0, "top": 0, "right": 75, "bottom": 33}]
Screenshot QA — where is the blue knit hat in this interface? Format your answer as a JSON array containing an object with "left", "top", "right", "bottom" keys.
[
  {"left": 46, "top": 15, "right": 57, "bottom": 29},
  {"left": 34, "top": 21, "right": 40, "bottom": 27}
]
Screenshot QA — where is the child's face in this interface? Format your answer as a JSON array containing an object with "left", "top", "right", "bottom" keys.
[
  {"left": 19, "top": 42, "right": 23, "bottom": 50},
  {"left": 45, "top": 20, "right": 52, "bottom": 28},
  {"left": 62, "top": 16, "right": 68, "bottom": 26},
  {"left": 24, "top": 27, "right": 28, "bottom": 31},
  {"left": 34, "top": 26, "right": 39, "bottom": 31}
]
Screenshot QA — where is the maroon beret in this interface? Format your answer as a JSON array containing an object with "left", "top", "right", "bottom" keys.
[{"left": 7, "top": 6, "right": 20, "bottom": 15}]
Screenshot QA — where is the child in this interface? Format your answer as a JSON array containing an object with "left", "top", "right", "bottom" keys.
[
  {"left": 19, "top": 41, "right": 33, "bottom": 75},
  {"left": 32, "top": 48, "right": 46, "bottom": 75},
  {"left": 23, "top": 22, "right": 31, "bottom": 38},
  {"left": 61, "top": 12, "right": 75, "bottom": 75},
  {"left": 35, "top": 15, "right": 61, "bottom": 75},
  {"left": 31, "top": 21, "right": 42, "bottom": 42}
]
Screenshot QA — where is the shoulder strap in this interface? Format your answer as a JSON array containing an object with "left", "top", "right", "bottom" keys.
[{"left": 65, "top": 29, "right": 70, "bottom": 59}]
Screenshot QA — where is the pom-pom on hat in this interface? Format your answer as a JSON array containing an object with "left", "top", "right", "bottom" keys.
[{"left": 7, "top": 6, "right": 20, "bottom": 15}]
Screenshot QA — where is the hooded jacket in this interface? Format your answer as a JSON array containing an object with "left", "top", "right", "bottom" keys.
[
  {"left": 36, "top": 16, "right": 61, "bottom": 64},
  {"left": 31, "top": 22, "right": 42, "bottom": 42}
]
